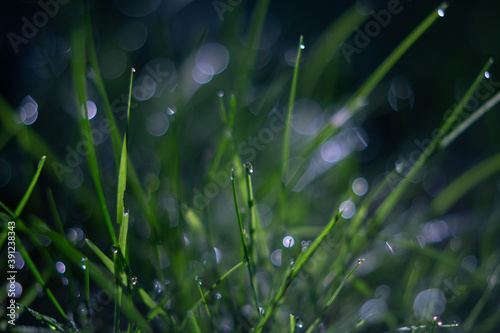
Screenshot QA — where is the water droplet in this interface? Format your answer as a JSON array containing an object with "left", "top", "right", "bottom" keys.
[
  {"left": 395, "top": 160, "right": 405, "bottom": 173},
  {"left": 485, "top": 71, "right": 490, "bottom": 79},
  {"left": 218, "top": 91, "right": 224, "bottom": 97},
  {"left": 386, "top": 241, "right": 394, "bottom": 255},
  {"left": 300, "top": 44, "right": 305, "bottom": 50},
  {"left": 243, "top": 162, "right": 254, "bottom": 174},
  {"left": 154, "top": 280, "right": 162, "bottom": 293},
  {"left": 167, "top": 106, "right": 176, "bottom": 115},
  {"left": 437, "top": 9, "right": 445, "bottom": 17},
  {"left": 81, "top": 257, "right": 88, "bottom": 270},
  {"left": 290, "top": 260, "right": 295, "bottom": 267},
  {"left": 433, "top": 316, "right": 438, "bottom": 321},
  {"left": 230, "top": 169, "right": 234, "bottom": 181},
  {"left": 358, "top": 258, "right": 365, "bottom": 264},
  {"left": 296, "top": 317, "right": 304, "bottom": 328},
  {"left": 194, "top": 276, "right": 202, "bottom": 285},
  {"left": 283, "top": 236, "right": 294, "bottom": 248},
  {"left": 123, "top": 209, "right": 129, "bottom": 216},
  {"left": 437, "top": 321, "right": 443, "bottom": 326},
  {"left": 131, "top": 276, "right": 138, "bottom": 285},
  {"left": 259, "top": 307, "right": 265, "bottom": 315},
  {"left": 112, "top": 245, "right": 118, "bottom": 254},
  {"left": 215, "top": 292, "right": 222, "bottom": 299},
  {"left": 319, "top": 322, "right": 326, "bottom": 330},
  {"left": 132, "top": 68, "right": 136, "bottom": 73}
]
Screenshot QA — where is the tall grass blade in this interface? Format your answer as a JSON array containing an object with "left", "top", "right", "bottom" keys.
[
  {"left": 14, "top": 156, "right": 45, "bottom": 218},
  {"left": 19, "top": 304, "right": 67, "bottom": 332},
  {"left": 70, "top": 27, "right": 118, "bottom": 246},
  {"left": 187, "top": 310, "right": 202, "bottom": 333},
  {"left": 231, "top": 169, "right": 259, "bottom": 314},
  {"left": 254, "top": 211, "right": 343, "bottom": 332},
  {"left": 305, "top": 259, "right": 364, "bottom": 333},
  {"left": 282, "top": 35, "right": 304, "bottom": 179},
  {"left": 307, "top": 2, "right": 449, "bottom": 153}
]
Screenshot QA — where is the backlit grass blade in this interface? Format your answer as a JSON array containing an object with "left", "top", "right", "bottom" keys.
[
  {"left": 372, "top": 56, "right": 493, "bottom": 226},
  {"left": 86, "top": 238, "right": 114, "bottom": 271},
  {"left": 282, "top": 35, "right": 304, "bottom": 179},
  {"left": 441, "top": 88, "right": 500, "bottom": 148},
  {"left": 431, "top": 152, "right": 500, "bottom": 215},
  {"left": 307, "top": 2, "right": 449, "bottom": 153},
  {"left": 14, "top": 155, "right": 45, "bottom": 218},
  {"left": 254, "top": 211, "right": 343, "bottom": 333},
  {"left": 305, "top": 259, "right": 364, "bottom": 333},
  {"left": 117, "top": 68, "right": 135, "bottom": 227},
  {"left": 231, "top": 169, "right": 259, "bottom": 314},
  {"left": 290, "top": 313, "right": 296, "bottom": 333},
  {"left": 70, "top": 27, "right": 118, "bottom": 247}
]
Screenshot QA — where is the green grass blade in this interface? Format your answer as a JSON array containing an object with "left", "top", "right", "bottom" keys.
[
  {"left": 305, "top": 259, "right": 364, "bottom": 333},
  {"left": 82, "top": 257, "right": 90, "bottom": 323},
  {"left": 114, "top": 249, "right": 123, "bottom": 333},
  {"left": 86, "top": 238, "right": 114, "bottom": 271},
  {"left": 345, "top": 2, "right": 449, "bottom": 113},
  {"left": 281, "top": 35, "right": 304, "bottom": 179},
  {"left": 84, "top": 2, "right": 122, "bottom": 166},
  {"left": 307, "top": 2, "right": 449, "bottom": 152},
  {"left": 117, "top": 68, "right": 134, "bottom": 226},
  {"left": 196, "top": 280, "right": 211, "bottom": 320},
  {"left": 431, "top": 152, "right": 500, "bottom": 215},
  {"left": 71, "top": 27, "right": 119, "bottom": 247},
  {"left": 19, "top": 304, "right": 67, "bottom": 332},
  {"left": 119, "top": 211, "right": 130, "bottom": 260},
  {"left": 254, "top": 211, "right": 343, "bottom": 333},
  {"left": 47, "top": 188, "right": 64, "bottom": 235},
  {"left": 16, "top": 237, "right": 76, "bottom": 330},
  {"left": 290, "top": 314, "right": 297, "bottom": 333},
  {"left": 463, "top": 263, "right": 500, "bottom": 331},
  {"left": 14, "top": 155, "right": 45, "bottom": 218},
  {"left": 187, "top": 310, "right": 202, "bottom": 333},
  {"left": 372, "top": 56, "right": 493, "bottom": 226},
  {"left": 441, "top": 88, "right": 500, "bottom": 148},
  {"left": 231, "top": 169, "right": 260, "bottom": 314}
]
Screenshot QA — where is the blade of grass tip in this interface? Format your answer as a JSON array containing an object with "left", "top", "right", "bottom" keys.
[
  {"left": 306, "top": 2, "right": 449, "bottom": 154},
  {"left": 254, "top": 211, "right": 343, "bottom": 333},
  {"left": 231, "top": 169, "right": 260, "bottom": 315},
  {"left": 431, "top": 152, "right": 500, "bottom": 215},
  {"left": 305, "top": 259, "right": 364, "bottom": 333},
  {"left": 244, "top": 162, "right": 257, "bottom": 262},
  {"left": 281, "top": 35, "right": 304, "bottom": 180},
  {"left": 71, "top": 27, "right": 119, "bottom": 247},
  {"left": 14, "top": 156, "right": 45, "bottom": 218},
  {"left": 179, "top": 261, "right": 245, "bottom": 330},
  {"left": 290, "top": 314, "right": 296, "bottom": 333},
  {"left": 371, "top": 56, "right": 493, "bottom": 227},
  {"left": 16, "top": 237, "right": 77, "bottom": 331},
  {"left": 196, "top": 280, "right": 211, "bottom": 320},
  {"left": 187, "top": 310, "right": 202, "bottom": 333},
  {"left": 117, "top": 68, "right": 135, "bottom": 227},
  {"left": 441, "top": 85, "right": 500, "bottom": 148},
  {"left": 20, "top": 305, "right": 67, "bottom": 332}
]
